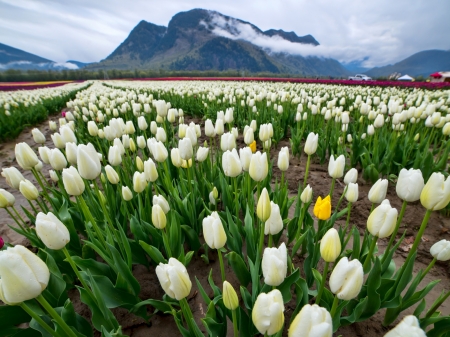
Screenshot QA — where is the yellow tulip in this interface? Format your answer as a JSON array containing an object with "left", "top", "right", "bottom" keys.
[
  {"left": 313, "top": 195, "right": 331, "bottom": 220},
  {"left": 249, "top": 140, "right": 256, "bottom": 153}
]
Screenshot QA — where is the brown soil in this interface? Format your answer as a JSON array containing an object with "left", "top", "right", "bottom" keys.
[{"left": 1, "top": 115, "right": 449, "bottom": 337}]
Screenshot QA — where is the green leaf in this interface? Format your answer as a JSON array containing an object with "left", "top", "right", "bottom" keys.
[
  {"left": 277, "top": 269, "right": 301, "bottom": 303},
  {"left": 139, "top": 241, "right": 167, "bottom": 265},
  {"left": 0, "top": 306, "right": 31, "bottom": 330},
  {"left": 181, "top": 225, "right": 201, "bottom": 251},
  {"left": 61, "top": 299, "right": 93, "bottom": 337},
  {"left": 195, "top": 276, "right": 212, "bottom": 306},
  {"left": 225, "top": 252, "right": 250, "bottom": 287},
  {"left": 243, "top": 206, "right": 256, "bottom": 263},
  {"left": 132, "top": 299, "right": 174, "bottom": 315}
]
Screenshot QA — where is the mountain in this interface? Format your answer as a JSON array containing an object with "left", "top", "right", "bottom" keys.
[
  {"left": 342, "top": 57, "right": 371, "bottom": 74},
  {"left": 66, "top": 60, "right": 92, "bottom": 68},
  {"left": 366, "top": 50, "right": 450, "bottom": 78},
  {"left": 88, "top": 8, "right": 349, "bottom": 76},
  {"left": 0, "top": 43, "right": 86, "bottom": 70}
]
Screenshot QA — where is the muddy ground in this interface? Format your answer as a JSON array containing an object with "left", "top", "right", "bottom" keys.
[{"left": 0, "top": 115, "right": 449, "bottom": 336}]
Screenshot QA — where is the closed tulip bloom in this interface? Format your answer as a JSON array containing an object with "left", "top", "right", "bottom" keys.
[
  {"left": 367, "top": 124, "right": 375, "bottom": 136},
  {"left": 344, "top": 168, "right": 358, "bottom": 184},
  {"left": 0, "top": 189, "right": 15, "bottom": 208},
  {"left": 252, "top": 289, "right": 285, "bottom": 335},
  {"left": 244, "top": 127, "right": 254, "bottom": 145},
  {"left": 239, "top": 147, "right": 252, "bottom": 171},
  {"left": 144, "top": 158, "right": 158, "bottom": 182},
  {"left": 152, "top": 204, "right": 166, "bottom": 229},
  {"left": 259, "top": 124, "right": 270, "bottom": 142},
  {"left": 156, "top": 127, "right": 166, "bottom": 142},
  {"left": 384, "top": 315, "right": 426, "bottom": 337},
  {"left": 35, "top": 212, "right": 70, "bottom": 250},
  {"left": 367, "top": 199, "right": 398, "bottom": 238},
  {"left": 249, "top": 151, "right": 268, "bottom": 182},
  {"left": 301, "top": 185, "right": 313, "bottom": 203},
  {"left": 150, "top": 121, "right": 157, "bottom": 135},
  {"left": 209, "top": 191, "right": 216, "bottom": 205},
  {"left": 420, "top": 172, "right": 450, "bottom": 210},
  {"left": 137, "top": 136, "right": 146, "bottom": 149},
  {"left": 181, "top": 159, "right": 193, "bottom": 169},
  {"left": 122, "top": 134, "right": 130, "bottom": 149},
  {"left": 215, "top": 119, "right": 224, "bottom": 136},
  {"left": 48, "top": 148, "right": 67, "bottom": 171},
  {"left": 288, "top": 304, "right": 332, "bottom": 337},
  {"left": 62, "top": 166, "right": 85, "bottom": 196},
  {"left": 0, "top": 245, "right": 50, "bottom": 303},
  {"left": 202, "top": 212, "right": 227, "bottom": 249},
  {"left": 368, "top": 179, "right": 388, "bottom": 204},
  {"left": 105, "top": 165, "right": 120, "bottom": 184},
  {"left": 221, "top": 132, "right": 236, "bottom": 151},
  {"left": 133, "top": 171, "right": 147, "bottom": 193},
  {"left": 122, "top": 186, "right": 133, "bottom": 201},
  {"left": 186, "top": 126, "right": 197, "bottom": 146},
  {"left": 223, "top": 281, "right": 239, "bottom": 310},
  {"left": 374, "top": 114, "right": 384, "bottom": 128},
  {"left": 222, "top": 149, "right": 242, "bottom": 177},
  {"left": 87, "top": 121, "right": 98, "bottom": 137},
  {"left": 113, "top": 138, "right": 125, "bottom": 155},
  {"left": 278, "top": 147, "right": 289, "bottom": 171},
  {"left": 35, "top": 160, "right": 43, "bottom": 172},
  {"left": 304, "top": 132, "right": 319, "bottom": 155},
  {"left": 328, "top": 154, "right": 345, "bottom": 179},
  {"left": 430, "top": 240, "right": 450, "bottom": 261},
  {"left": 129, "top": 138, "right": 136, "bottom": 152},
  {"left": 320, "top": 228, "right": 341, "bottom": 262},
  {"left": 152, "top": 141, "right": 168, "bottom": 163},
  {"left": 49, "top": 121, "right": 57, "bottom": 131},
  {"left": 108, "top": 145, "right": 122, "bottom": 166},
  {"left": 313, "top": 196, "right": 331, "bottom": 220},
  {"left": 171, "top": 148, "right": 183, "bottom": 168},
  {"left": 155, "top": 257, "right": 192, "bottom": 300},
  {"left": 65, "top": 142, "right": 78, "bottom": 165},
  {"left": 179, "top": 138, "right": 193, "bottom": 160},
  {"left": 264, "top": 202, "right": 283, "bottom": 235},
  {"left": 32, "top": 128, "right": 46, "bottom": 144},
  {"left": 396, "top": 168, "right": 424, "bottom": 202},
  {"left": 262, "top": 243, "right": 287, "bottom": 286},
  {"left": 1, "top": 167, "right": 25, "bottom": 189},
  {"left": 329, "top": 257, "right": 363, "bottom": 300},
  {"left": 49, "top": 170, "right": 59, "bottom": 182},
  {"left": 196, "top": 147, "right": 209, "bottom": 162},
  {"left": 345, "top": 183, "right": 359, "bottom": 203},
  {"left": 257, "top": 188, "right": 271, "bottom": 222},
  {"left": 153, "top": 194, "right": 170, "bottom": 214},
  {"left": 205, "top": 119, "right": 216, "bottom": 137},
  {"left": 138, "top": 116, "right": 148, "bottom": 130},
  {"left": 38, "top": 146, "right": 50, "bottom": 164},
  {"left": 15, "top": 142, "right": 39, "bottom": 170},
  {"left": 125, "top": 121, "right": 136, "bottom": 134},
  {"left": 224, "top": 108, "right": 234, "bottom": 124},
  {"left": 77, "top": 143, "right": 101, "bottom": 180},
  {"left": 60, "top": 125, "right": 77, "bottom": 144},
  {"left": 19, "top": 180, "right": 39, "bottom": 201},
  {"left": 51, "top": 132, "right": 65, "bottom": 148},
  {"left": 136, "top": 157, "right": 144, "bottom": 172}
]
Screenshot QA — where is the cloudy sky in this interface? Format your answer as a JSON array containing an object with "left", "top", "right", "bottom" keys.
[{"left": 0, "top": 0, "right": 449, "bottom": 67}]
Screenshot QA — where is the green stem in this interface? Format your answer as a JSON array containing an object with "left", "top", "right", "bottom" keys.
[
  {"left": 218, "top": 249, "right": 225, "bottom": 283},
  {"left": 295, "top": 203, "right": 308, "bottom": 241},
  {"left": 231, "top": 309, "right": 238, "bottom": 337},
  {"left": 330, "top": 295, "right": 339, "bottom": 318},
  {"left": 403, "top": 209, "right": 432, "bottom": 268},
  {"left": 62, "top": 247, "right": 94, "bottom": 298},
  {"left": 363, "top": 235, "right": 378, "bottom": 273},
  {"left": 315, "top": 261, "right": 329, "bottom": 305},
  {"left": 382, "top": 200, "right": 408, "bottom": 264},
  {"left": 6, "top": 207, "right": 27, "bottom": 231},
  {"left": 20, "top": 302, "right": 61, "bottom": 337},
  {"left": 329, "top": 178, "right": 336, "bottom": 198},
  {"left": 162, "top": 228, "right": 172, "bottom": 258},
  {"left": 180, "top": 298, "right": 196, "bottom": 331},
  {"left": 344, "top": 202, "right": 352, "bottom": 231},
  {"left": 93, "top": 180, "right": 115, "bottom": 230},
  {"left": 32, "top": 168, "right": 52, "bottom": 206},
  {"left": 303, "top": 155, "right": 311, "bottom": 189},
  {"left": 420, "top": 257, "right": 437, "bottom": 283},
  {"left": 27, "top": 200, "right": 39, "bottom": 215},
  {"left": 426, "top": 290, "right": 450, "bottom": 318},
  {"left": 268, "top": 234, "right": 273, "bottom": 248},
  {"left": 35, "top": 198, "right": 47, "bottom": 213},
  {"left": 12, "top": 206, "right": 28, "bottom": 227},
  {"left": 36, "top": 295, "right": 78, "bottom": 337},
  {"left": 77, "top": 196, "right": 108, "bottom": 251},
  {"left": 369, "top": 203, "right": 374, "bottom": 214},
  {"left": 259, "top": 219, "right": 265, "bottom": 256},
  {"left": 233, "top": 177, "right": 239, "bottom": 221}
]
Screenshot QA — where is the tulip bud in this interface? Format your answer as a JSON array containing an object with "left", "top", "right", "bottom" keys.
[
  {"left": 108, "top": 145, "right": 122, "bottom": 166},
  {"left": 202, "top": 212, "right": 227, "bottom": 249},
  {"left": 87, "top": 121, "right": 98, "bottom": 137},
  {"left": 62, "top": 167, "right": 85, "bottom": 196},
  {"left": 367, "top": 125, "right": 375, "bottom": 136},
  {"left": 288, "top": 304, "right": 332, "bottom": 337},
  {"left": 239, "top": 147, "right": 252, "bottom": 171},
  {"left": 156, "top": 127, "right": 166, "bottom": 142},
  {"left": 77, "top": 143, "right": 101, "bottom": 180},
  {"left": 60, "top": 125, "right": 77, "bottom": 144},
  {"left": 35, "top": 212, "right": 70, "bottom": 250},
  {"left": 0, "top": 237, "right": 3, "bottom": 249},
  {"left": 215, "top": 119, "right": 224, "bottom": 136},
  {"left": 345, "top": 183, "right": 359, "bottom": 203},
  {"left": 152, "top": 195, "right": 170, "bottom": 214},
  {"left": 32, "top": 128, "right": 46, "bottom": 144},
  {"left": 0, "top": 189, "right": 15, "bottom": 208},
  {"left": 368, "top": 179, "right": 388, "bottom": 204},
  {"left": 152, "top": 141, "right": 168, "bottom": 163},
  {"left": 367, "top": 199, "right": 398, "bottom": 238},
  {"left": 420, "top": 172, "right": 450, "bottom": 210},
  {"left": 320, "top": 228, "right": 341, "bottom": 262},
  {"left": 344, "top": 168, "right": 358, "bottom": 184},
  {"left": 396, "top": 168, "right": 424, "bottom": 202},
  {"left": 122, "top": 186, "right": 133, "bottom": 201},
  {"left": 329, "top": 257, "right": 363, "bottom": 300},
  {"left": 19, "top": 180, "right": 39, "bottom": 201},
  {"left": 179, "top": 138, "right": 193, "bottom": 160},
  {"left": 136, "top": 156, "right": 144, "bottom": 172},
  {"left": 171, "top": 148, "right": 183, "bottom": 168},
  {"left": 328, "top": 154, "right": 345, "bottom": 179},
  {"left": 264, "top": 202, "right": 283, "bottom": 235},
  {"left": 205, "top": 119, "right": 216, "bottom": 137},
  {"left": 105, "top": 165, "right": 120, "bottom": 184},
  {"left": 65, "top": 142, "right": 77, "bottom": 165},
  {"left": 384, "top": 315, "right": 426, "bottom": 337},
  {"left": 262, "top": 243, "right": 287, "bottom": 286},
  {"left": 252, "top": 289, "right": 285, "bottom": 335},
  {"left": 133, "top": 171, "right": 147, "bottom": 193},
  {"left": 430, "top": 239, "right": 450, "bottom": 261},
  {"left": 223, "top": 281, "right": 239, "bottom": 310},
  {"left": 15, "top": 142, "right": 39, "bottom": 170},
  {"left": 150, "top": 121, "right": 157, "bottom": 135},
  {"left": 49, "top": 170, "right": 59, "bottom": 182},
  {"left": 244, "top": 127, "right": 254, "bottom": 145},
  {"left": 278, "top": 147, "right": 289, "bottom": 171},
  {"left": 249, "top": 151, "right": 268, "bottom": 182},
  {"left": 301, "top": 185, "right": 313, "bottom": 203},
  {"left": 220, "top": 132, "right": 236, "bottom": 152},
  {"left": 155, "top": 258, "right": 192, "bottom": 300},
  {"left": 152, "top": 204, "right": 166, "bottom": 229},
  {"left": 138, "top": 116, "right": 148, "bottom": 130},
  {"left": 49, "top": 121, "right": 57, "bottom": 131},
  {"left": 1, "top": 167, "right": 25, "bottom": 189},
  {"left": 51, "top": 133, "right": 65, "bottom": 149},
  {"left": 196, "top": 147, "right": 209, "bottom": 162},
  {"left": 222, "top": 149, "right": 242, "bottom": 178},
  {"left": 259, "top": 124, "right": 270, "bottom": 142},
  {"left": 257, "top": 188, "right": 271, "bottom": 222},
  {"left": 313, "top": 195, "right": 331, "bottom": 220},
  {"left": 0, "top": 245, "right": 50, "bottom": 303},
  {"left": 48, "top": 148, "right": 67, "bottom": 171}
]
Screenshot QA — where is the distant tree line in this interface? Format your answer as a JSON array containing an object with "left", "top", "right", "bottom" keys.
[{"left": 0, "top": 68, "right": 352, "bottom": 82}]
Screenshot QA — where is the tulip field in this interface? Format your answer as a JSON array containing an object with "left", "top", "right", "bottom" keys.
[{"left": 1, "top": 80, "right": 450, "bottom": 336}]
